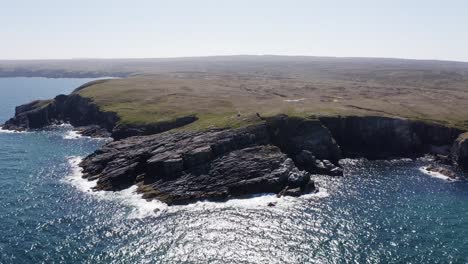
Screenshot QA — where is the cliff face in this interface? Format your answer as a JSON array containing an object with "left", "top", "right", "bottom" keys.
[
  {"left": 2, "top": 94, "right": 119, "bottom": 133},
  {"left": 452, "top": 133, "right": 468, "bottom": 170},
  {"left": 77, "top": 115, "right": 467, "bottom": 205},
  {"left": 320, "top": 116, "right": 463, "bottom": 159}
]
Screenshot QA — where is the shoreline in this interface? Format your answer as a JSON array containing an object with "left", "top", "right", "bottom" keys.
[
  {"left": 64, "top": 156, "right": 330, "bottom": 218},
  {"left": 3, "top": 94, "right": 467, "bottom": 205}
]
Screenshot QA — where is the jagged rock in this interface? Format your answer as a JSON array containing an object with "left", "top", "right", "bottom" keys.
[
  {"left": 79, "top": 124, "right": 317, "bottom": 205},
  {"left": 75, "top": 125, "right": 111, "bottom": 138},
  {"left": 451, "top": 133, "right": 468, "bottom": 171},
  {"left": 95, "top": 162, "right": 142, "bottom": 191},
  {"left": 2, "top": 100, "right": 53, "bottom": 130},
  {"left": 288, "top": 172, "right": 310, "bottom": 189},
  {"left": 282, "top": 187, "right": 302, "bottom": 197},
  {"left": 294, "top": 150, "right": 343, "bottom": 176},
  {"left": 142, "top": 145, "right": 313, "bottom": 205},
  {"left": 146, "top": 154, "right": 184, "bottom": 179}
]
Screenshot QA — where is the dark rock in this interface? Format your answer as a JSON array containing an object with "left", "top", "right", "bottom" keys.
[
  {"left": 295, "top": 150, "right": 317, "bottom": 167},
  {"left": 287, "top": 173, "right": 309, "bottom": 188},
  {"left": 294, "top": 150, "right": 343, "bottom": 176},
  {"left": 283, "top": 187, "right": 302, "bottom": 197},
  {"left": 329, "top": 167, "right": 344, "bottom": 176},
  {"left": 320, "top": 116, "right": 463, "bottom": 159},
  {"left": 95, "top": 162, "right": 142, "bottom": 191},
  {"left": 433, "top": 154, "right": 452, "bottom": 165},
  {"left": 183, "top": 146, "right": 213, "bottom": 168},
  {"left": 79, "top": 124, "right": 317, "bottom": 205},
  {"left": 146, "top": 154, "right": 184, "bottom": 179},
  {"left": 75, "top": 125, "right": 112, "bottom": 138},
  {"left": 3, "top": 94, "right": 119, "bottom": 134},
  {"left": 451, "top": 133, "right": 468, "bottom": 171},
  {"left": 301, "top": 181, "right": 316, "bottom": 193},
  {"left": 266, "top": 115, "right": 342, "bottom": 162},
  {"left": 429, "top": 145, "right": 451, "bottom": 156}
]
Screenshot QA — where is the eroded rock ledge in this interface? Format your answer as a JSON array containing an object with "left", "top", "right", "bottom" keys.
[
  {"left": 3, "top": 95, "right": 468, "bottom": 205},
  {"left": 79, "top": 122, "right": 334, "bottom": 205}
]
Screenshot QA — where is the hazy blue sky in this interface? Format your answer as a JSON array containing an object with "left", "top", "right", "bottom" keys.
[{"left": 1, "top": 0, "right": 467, "bottom": 61}]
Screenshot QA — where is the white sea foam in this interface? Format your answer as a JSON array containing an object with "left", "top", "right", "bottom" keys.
[
  {"left": 0, "top": 127, "right": 30, "bottom": 134},
  {"left": 62, "top": 129, "right": 111, "bottom": 141},
  {"left": 64, "top": 156, "right": 167, "bottom": 218},
  {"left": 339, "top": 158, "right": 366, "bottom": 166},
  {"left": 284, "top": 98, "right": 306, "bottom": 102},
  {"left": 173, "top": 188, "right": 329, "bottom": 211},
  {"left": 50, "top": 123, "right": 73, "bottom": 128},
  {"left": 63, "top": 130, "right": 82, "bottom": 139},
  {"left": 64, "top": 157, "right": 97, "bottom": 192},
  {"left": 64, "top": 156, "right": 329, "bottom": 218},
  {"left": 419, "top": 166, "right": 454, "bottom": 181}
]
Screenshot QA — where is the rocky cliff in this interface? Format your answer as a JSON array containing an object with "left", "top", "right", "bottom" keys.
[
  {"left": 2, "top": 93, "right": 198, "bottom": 139},
  {"left": 3, "top": 95, "right": 468, "bottom": 205},
  {"left": 320, "top": 116, "right": 463, "bottom": 159},
  {"left": 2, "top": 94, "right": 118, "bottom": 135},
  {"left": 452, "top": 133, "right": 468, "bottom": 170}
]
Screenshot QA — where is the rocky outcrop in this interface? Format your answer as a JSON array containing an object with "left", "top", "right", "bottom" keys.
[
  {"left": 2, "top": 99, "right": 54, "bottom": 130},
  {"left": 2, "top": 93, "right": 197, "bottom": 139},
  {"left": 451, "top": 133, "right": 468, "bottom": 171},
  {"left": 265, "top": 115, "right": 343, "bottom": 175},
  {"left": 74, "top": 125, "right": 112, "bottom": 138},
  {"left": 2, "top": 94, "right": 119, "bottom": 136},
  {"left": 80, "top": 124, "right": 316, "bottom": 205}
]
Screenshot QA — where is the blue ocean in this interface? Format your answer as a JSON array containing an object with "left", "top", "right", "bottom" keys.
[{"left": 0, "top": 77, "right": 467, "bottom": 263}]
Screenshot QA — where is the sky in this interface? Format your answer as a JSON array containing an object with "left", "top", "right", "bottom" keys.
[{"left": 1, "top": 0, "right": 467, "bottom": 61}]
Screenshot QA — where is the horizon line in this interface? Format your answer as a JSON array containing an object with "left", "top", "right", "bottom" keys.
[{"left": 1, "top": 54, "right": 468, "bottom": 64}]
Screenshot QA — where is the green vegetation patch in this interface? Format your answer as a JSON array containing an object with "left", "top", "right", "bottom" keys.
[{"left": 77, "top": 73, "right": 468, "bottom": 131}]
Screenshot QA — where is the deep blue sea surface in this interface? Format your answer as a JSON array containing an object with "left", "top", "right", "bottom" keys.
[{"left": 0, "top": 77, "right": 468, "bottom": 263}]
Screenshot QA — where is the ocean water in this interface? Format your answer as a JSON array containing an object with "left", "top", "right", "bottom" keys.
[{"left": 1, "top": 78, "right": 468, "bottom": 264}]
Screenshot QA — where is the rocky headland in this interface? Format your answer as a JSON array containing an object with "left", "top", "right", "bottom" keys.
[{"left": 3, "top": 88, "right": 468, "bottom": 205}]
